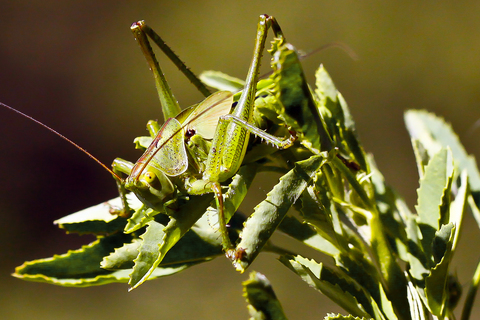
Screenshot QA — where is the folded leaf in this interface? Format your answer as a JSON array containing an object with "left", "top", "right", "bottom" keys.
[
  {"left": 235, "top": 154, "right": 327, "bottom": 272},
  {"left": 54, "top": 195, "right": 142, "bottom": 234},
  {"left": 243, "top": 272, "right": 288, "bottom": 320},
  {"left": 280, "top": 255, "right": 389, "bottom": 320}
]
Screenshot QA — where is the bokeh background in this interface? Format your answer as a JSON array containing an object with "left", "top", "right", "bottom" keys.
[{"left": 1, "top": 1, "right": 480, "bottom": 319}]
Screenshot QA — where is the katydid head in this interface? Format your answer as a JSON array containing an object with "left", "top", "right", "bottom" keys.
[
  {"left": 125, "top": 160, "right": 175, "bottom": 211},
  {"left": 121, "top": 117, "right": 189, "bottom": 211}
]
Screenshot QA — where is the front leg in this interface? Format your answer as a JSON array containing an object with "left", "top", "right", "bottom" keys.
[{"left": 111, "top": 158, "right": 135, "bottom": 218}]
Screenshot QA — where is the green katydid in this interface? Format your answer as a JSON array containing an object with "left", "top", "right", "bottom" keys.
[
  {"left": 1, "top": 15, "right": 300, "bottom": 277},
  {"left": 2, "top": 14, "right": 333, "bottom": 284},
  {"left": 5, "top": 14, "right": 368, "bottom": 290},
  {"left": 110, "top": 15, "right": 297, "bottom": 258}
]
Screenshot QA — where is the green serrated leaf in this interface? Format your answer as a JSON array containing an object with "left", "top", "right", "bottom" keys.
[
  {"left": 405, "top": 215, "right": 430, "bottom": 281},
  {"left": 101, "top": 239, "right": 141, "bottom": 270},
  {"left": 405, "top": 110, "right": 480, "bottom": 211},
  {"left": 54, "top": 195, "right": 142, "bottom": 234},
  {"left": 280, "top": 255, "right": 386, "bottom": 320},
  {"left": 314, "top": 172, "right": 345, "bottom": 236},
  {"left": 278, "top": 215, "right": 340, "bottom": 257},
  {"left": 124, "top": 204, "right": 157, "bottom": 234},
  {"left": 14, "top": 263, "right": 198, "bottom": 287},
  {"left": 13, "top": 232, "right": 132, "bottom": 286},
  {"left": 410, "top": 138, "right": 430, "bottom": 178},
  {"left": 270, "top": 39, "right": 331, "bottom": 154},
  {"left": 103, "top": 212, "right": 228, "bottom": 273},
  {"left": 449, "top": 170, "right": 467, "bottom": 253},
  {"left": 159, "top": 221, "right": 222, "bottom": 265},
  {"left": 243, "top": 271, "right": 288, "bottom": 320},
  {"left": 376, "top": 281, "right": 398, "bottom": 320},
  {"left": 315, "top": 64, "right": 337, "bottom": 103},
  {"left": 235, "top": 154, "right": 327, "bottom": 272},
  {"left": 324, "top": 313, "right": 371, "bottom": 320},
  {"left": 315, "top": 65, "right": 367, "bottom": 170},
  {"left": 126, "top": 214, "right": 224, "bottom": 290},
  {"left": 432, "top": 224, "right": 454, "bottom": 264},
  {"left": 129, "top": 220, "right": 165, "bottom": 289},
  {"left": 335, "top": 252, "right": 383, "bottom": 307},
  {"left": 129, "top": 194, "right": 212, "bottom": 290},
  {"left": 298, "top": 185, "right": 342, "bottom": 251},
  {"left": 367, "top": 155, "right": 411, "bottom": 262},
  {"left": 416, "top": 148, "right": 453, "bottom": 230},
  {"left": 425, "top": 224, "right": 455, "bottom": 317}
]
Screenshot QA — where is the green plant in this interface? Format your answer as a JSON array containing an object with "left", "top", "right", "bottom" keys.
[{"left": 10, "top": 15, "right": 480, "bottom": 320}]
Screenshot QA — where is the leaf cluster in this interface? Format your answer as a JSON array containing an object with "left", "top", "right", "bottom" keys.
[{"left": 13, "top": 36, "right": 480, "bottom": 320}]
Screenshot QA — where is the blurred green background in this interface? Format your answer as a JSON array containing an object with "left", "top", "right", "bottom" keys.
[{"left": 1, "top": 1, "right": 480, "bottom": 319}]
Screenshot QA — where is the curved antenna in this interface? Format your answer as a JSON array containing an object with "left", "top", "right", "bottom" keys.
[
  {"left": 466, "top": 118, "right": 480, "bottom": 137},
  {"left": 252, "top": 41, "right": 359, "bottom": 81},
  {"left": 299, "top": 41, "right": 359, "bottom": 61},
  {"left": 0, "top": 102, "right": 123, "bottom": 181}
]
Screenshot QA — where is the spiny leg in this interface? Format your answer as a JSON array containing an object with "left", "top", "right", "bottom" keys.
[
  {"left": 218, "top": 115, "right": 296, "bottom": 149},
  {"left": 204, "top": 15, "right": 289, "bottom": 257},
  {"left": 135, "top": 22, "right": 211, "bottom": 98},
  {"left": 131, "top": 22, "right": 180, "bottom": 120},
  {"left": 211, "top": 182, "right": 235, "bottom": 258},
  {"left": 131, "top": 21, "right": 211, "bottom": 120}
]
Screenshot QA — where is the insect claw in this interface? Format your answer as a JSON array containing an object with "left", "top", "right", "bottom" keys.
[{"left": 234, "top": 247, "right": 247, "bottom": 262}]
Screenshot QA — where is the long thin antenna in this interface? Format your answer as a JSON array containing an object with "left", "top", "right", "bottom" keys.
[
  {"left": 0, "top": 102, "right": 123, "bottom": 181},
  {"left": 299, "top": 41, "right": 359, "bottom": 61}
]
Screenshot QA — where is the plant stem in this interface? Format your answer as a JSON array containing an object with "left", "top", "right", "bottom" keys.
[{"left": 461, "top": 257, "right": 480, "bottom": 320}]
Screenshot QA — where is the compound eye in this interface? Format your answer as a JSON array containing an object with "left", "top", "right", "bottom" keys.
[{"left": 144, "top": 171, "right": 156, "bottom": 184}]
